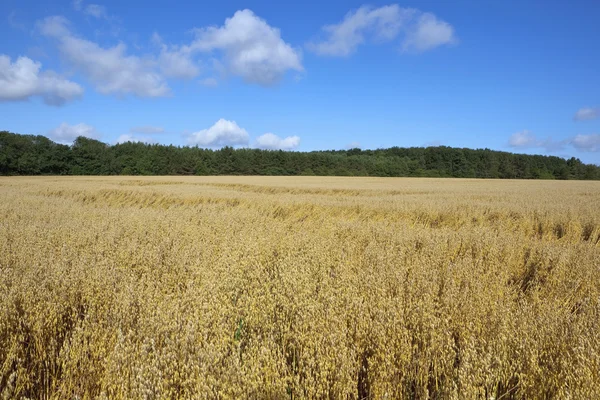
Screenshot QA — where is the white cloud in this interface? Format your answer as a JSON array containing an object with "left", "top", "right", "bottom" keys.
[
  {"left": 255, "top": 133, "right": 300, "bottom": 150},
  {"left": 346, "top": 141, "right": 361, "bottom": 149},
  {"left": 39, "top": 10, "right": 300, "bottom": 94},
  {"left": 571, "top": 134, "right": 600, "bottom": 152},
  {"left": 130, "top": 126, "right": 164, "bottom": 134},
  {"left": 48, "top": 122, "right": 99, "bottom": 144},
  {"left": 401, "top": 12, "right": 457, "bottom": 53},
  {"left": 509, "top": 130, "right": 538, "bottom": 148},
  {"left": 39, "top": 16, "right": 170, "bottom": 97},
  {"left": 187, "top": 119, "right": 249, "bottom": 147},
  {"left": 200, "top": 77, "right": 218, "bottom": 87},
  {"left": 308, "top": 5, "right": 456, "bottom": 56},
  {"left": 508, "top": 130, "right": 566, "bottom": 152},
  {"left": 84, "top": 4, "right": 107, "bottom": 18},
  {"left": 38, "top": 16, "right": 71, "bottom": 38},
  {"left": 574, "top": 107, "right": 600, "bottom": 121},
  {"left": 508, "top": 130, "right": 600, "bottom": 153},
  {"left": 308, "top": 5, "right": 412, "bottom": 56},
  {"left": 190, "top": 9, "right": 303, "bottom": 85},
  {"left": 158, "top": 48, "right": 199, "bottom": 79},
  {"left": 0, "top": 54, "right": 83, "bottom": 106},
  {"left": 152, "top": 33, "right": 199, "bottom": 79},
  {"left": 116, "top": 134, "right": 156, "bottom": 144}
]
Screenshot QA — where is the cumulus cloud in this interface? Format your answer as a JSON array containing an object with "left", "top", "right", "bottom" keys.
[
  {"left": 116, "top": 134, "right": 157, "bottom": 144},
  {"left": 508, "top": 130, "right": 566, "bottom": 152},
  {"left": 38, "top": 10, "right": 300, "bottom": 94},
  {"left": 308, "top": 4, "right": 456, "bottom": 56},
  {"left": 571, "top": 134, "right": 600, "bottom": 152},
  {"left": 255, "top": 133, "right": 300, "bottom": 150},
  {"left": 187, "top": 119, "right": 249, "bottom": 147},
  {"left": 0, "top": 54, "right": 83, "bottom": 106},
  {"left": 48, "top": 122, "right": 99, "bottom": 144},
  {"left": 574, "top": 107, "right": 600, "bottom": 121},
  {"left": 190, "top": 9, "right": 303, "bottom": 85},
  {"left": 130, "top": 126, "right": 164, "bottom": 134},
  {"left": 39, "top": 16, "right": 170, "bottom": 97}
]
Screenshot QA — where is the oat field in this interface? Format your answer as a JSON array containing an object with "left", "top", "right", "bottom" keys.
[{"left": 1, "top": 176, "right": 599, "bottom": 399}]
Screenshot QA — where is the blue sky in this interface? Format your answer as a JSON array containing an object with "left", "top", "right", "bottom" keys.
[{"left": 1, "top": 0, "right": 599, "bottom": 163}]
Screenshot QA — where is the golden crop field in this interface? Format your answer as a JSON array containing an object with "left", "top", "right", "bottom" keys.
[{"left": 1, "top": 176, "right": 599, "bottom": 399}]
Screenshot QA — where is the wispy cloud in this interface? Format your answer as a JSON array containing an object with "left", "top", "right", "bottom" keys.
[
  {"left": 84, "top": 4, "right": 107, "bottom": 18},
  {"left": 571, "top": 134, "right": 600, "bottom": 152},
  {"left": 38, "top": 16, "right": 170, "bottom": 97},
  {"left": 508, "top": 130, "right": 566, "bottom": 152},
  {"left": 152, "top": 33, "right": 200, "bottom": 79},
  {"left": 574, "top": 107, "right": 600, "bottom": 121},
  {"left": 7, "top": 11, "right": 26, "bottom": 31},
  {"left": 200, "top": 77, "right": 218, "bottom": 87},
  {"left": 509, "top": 130, "right": 540, "bottom": 148},
  {"left": 509, "top": 130, "right": 600, "bottom": 153},
  {"left": 401, "top": 12, "right": 457, "bottom": 53},
  {"left": 36, "top": 9, "right": 299, "bottom": 99},
  {"left": 73, "top": 0, "right": 108, "bottom": 19},
  {"left": 308, "top": 4, "right": 456, "bottom": 56}
]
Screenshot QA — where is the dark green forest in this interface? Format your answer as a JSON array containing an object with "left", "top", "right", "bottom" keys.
[{"left": 1, "top": 131, "right": 599, "bottom": 179}]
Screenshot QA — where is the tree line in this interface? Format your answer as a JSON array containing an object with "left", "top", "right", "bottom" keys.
[{"left": 1, "top": 130, "right": 599, "bottom": 179}]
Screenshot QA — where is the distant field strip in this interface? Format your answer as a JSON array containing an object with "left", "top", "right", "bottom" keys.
[{"left": 1, "top": 176, "right": 599, "bottom": 399}]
